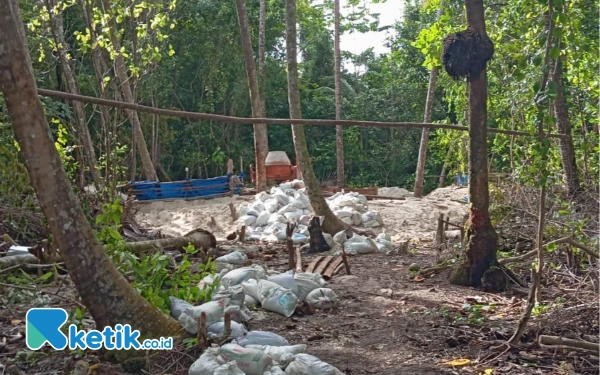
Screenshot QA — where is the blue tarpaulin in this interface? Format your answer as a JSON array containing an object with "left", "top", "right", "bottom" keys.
[{"left": 127, "top": 173, "right": 243, "bottom": 201}]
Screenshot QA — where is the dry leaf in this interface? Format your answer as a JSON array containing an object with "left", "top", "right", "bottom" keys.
[
  {"left": 442, "top": 358, "right": 472, "bottom": 367},
  {"left": 385, "top": 308, "right": 397, "bottom": 315},
  {"left": 11, "top": 319, "right": 22, "bottom": 326},
  {"left": 484, "top": 369, "right": 494, "bottom": 375},
  {"left": 413, "top": 276, "right": 425, "bottom": 282}
]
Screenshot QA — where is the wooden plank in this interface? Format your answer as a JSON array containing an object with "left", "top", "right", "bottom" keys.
[
  {"left": 322, "top": 256, "right": 344, "bottom": 280},
  {"left": 314, "top": 256, "right": 333, "bottom": 275},
  {"left": 305, "top": 256, "right": 324, "bottom": 273}
]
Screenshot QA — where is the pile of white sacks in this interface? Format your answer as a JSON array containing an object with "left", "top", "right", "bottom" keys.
[
  {"left": 237, "top": 180, "right": 383, "bottom": 244},
  {"left": 170, "top": 262, "right": 344, "bottom": 375}
]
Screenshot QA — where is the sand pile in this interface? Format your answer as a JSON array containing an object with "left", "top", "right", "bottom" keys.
[
  {"left": 134, "top": 196, "right": 252, "bottom": 240},
  {"left": 378, "top": 187, "right": 412, "bottom": 198},
  {"left": 133, "top": 185, "right": 469, "bottom": 244}
]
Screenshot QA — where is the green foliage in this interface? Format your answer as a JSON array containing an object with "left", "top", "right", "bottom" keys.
[{"left": 94, "top": 198, "right": 218, "bottom": 312}]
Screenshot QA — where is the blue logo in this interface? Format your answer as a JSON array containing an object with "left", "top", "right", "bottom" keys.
[{"left": 26, "top": 308, "right": 173, "bottom": 351}]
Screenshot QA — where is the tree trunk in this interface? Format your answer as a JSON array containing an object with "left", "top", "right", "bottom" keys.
[
  {"left": 414, "top": 67, "right": 439, "bottom": 197},
  {"left": 414, "top": 4, "right": 443, "bottom": 198},
  {"left": 45, "top": 0, "right": 102, "bottom": 187},
  {"left": 449, "top": 0, "right": 499, "bottom": 288},
  {"left": 100, "top": 0, "right": 157, "bottom": 181},
  {"left": 334, "top": 0, "right": 345, "bottom": 188},
  {"left": 285, "top": 0, "right": 347, "bottom": 235},
  {"left": 438, "top": 146, "right": 451, "bottom": 188},
  {"left": 258, "top": 0, "right": 267, "bottom": 115},
  {"left": 552, "top": 58, "right": 579, "bottom": 196},
  {"left": 235, "top": 0, "right": 268, "bottom": 192},
  {"left": 0, "top": 0, "right": 180, "bottom": 337}
]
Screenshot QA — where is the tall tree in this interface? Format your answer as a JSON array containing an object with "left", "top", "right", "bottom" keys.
[
  {"left": 447, "top": 0, "right": 499, "bottom": 288},
  {"left": 100, "top": 0, "right": 158, "bottom": 181},
  {"left": 552, "top": 57, "right": 579, "bottom": 196},
  {"left": 235, "top": 0, "right": 269, "bottom": 192},
  {"left": 259, "top": 0, "right": 267, "bottom": 115},
  {"left": 334, "top": 0, "right": 345, "bottom": 187},
  {"left": 45, "top": 0, "right": 102, "bottom": 187},
  {"left": 0, "top": 0, "right": 179, "bottom": 337},
  {"left": 414, "top": 4, "right": 443, "bottom": 198},
  {"left": 285, "top": 0, "right": 347, "bottom": 235}
]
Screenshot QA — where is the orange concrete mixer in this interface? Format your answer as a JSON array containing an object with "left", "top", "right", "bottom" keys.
[{"left": 249, "top": 151, "right": 303, "bottom": 184}]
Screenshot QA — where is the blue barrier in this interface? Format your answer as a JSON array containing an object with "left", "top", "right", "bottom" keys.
[{"left": 128, "top": 173, "right": 243, "bottom": 201}]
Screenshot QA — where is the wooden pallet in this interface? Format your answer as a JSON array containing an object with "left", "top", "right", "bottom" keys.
[{"left": 304, "top": 255, "right": 345, "bottom": 280}]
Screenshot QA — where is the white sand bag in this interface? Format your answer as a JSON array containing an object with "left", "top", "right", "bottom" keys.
[
  {"left": 219, "top": 343, "right": 273, "bottom": 375},
  {"left": 376, "top": 232, "right": 391, "bottom": 242},
  {"left": 245, "top": 345, "right": 306, "bottom": 367},
  {"left": 343, "top": 235, "right": 377, "bottom": 254},
  {"left": 256, "top": 191, "right": 272, "bottom": 202},
  {"left": 255, "top": 211, "right": 271, "bottom": 226},
  {"left": 284, "top": 354, "right": 344, "bottom": 375},
  {"left": 238, "top": 203, "right": 250, "bottom": 217},
  {"left": 261, "top": 287, "right": 298, "bottom": 317},
  {"left": 212, "top": 285, "right": 245, "bottom": 307},
  {"left": 333, "top": 230, "right": 347, "bottom": 245},
  {"left": 268, "top": 270, "right": 298, "bottom": 295},
  {"left": 178, "top": 299, "right": 229, "bottom": 334},
  {"left": 244, "top": 294, "right": 258, "bottom": 307},
  {"left": 291, "top": 233, "right": 308, "bottom": 244},
  {"left": 208, "top": 321, "right": 248, "bottom": 340},
  {"left": 216, "top": 251, "right": 248, "bottom": 265},
  {"left": 264, "top": 199, "right": 280, "bottom": 214},
  {"left": 293, "top": 274, "right": 324, "bottom": 301},
  {"left": 189, "top": 347, "right": 226, "bottom": 375},
  {"left": 290, "top": 179, "right": 305, "bottom": 189},
  {"left": 376, "top": 239, "right": 393, "bottom": 250},
  {"left": 226, "top": 305, "right": 252, "bottom": 323},
  {"left": 263, "top": 366, "right": 286, "bottom": 375},
  {"left": 305, "top": 288, "right": 338, "bottom": 309},
  {"left": 221, "top": 265, "right": 266, "bottom": 287},
  {"left": 214, "top": 362, "right": 245, "bottom": 375},
  {"left": 250, "top": 202, "right": 266, "bottom": 213},
  {"left": 169, "top": 296, "right": 192, "bottom": 319},
  {"left": 268, "top": 214, "right": 287, "bottom": 225},
  {"left": 258, "top": 280, "right": 284, "bottom": 301},
  {"left": 242, "top": 279, "right": 261, "bottom": 302},
  {"left": 236, "top": 331, "right": 290, "bottom": 347},
  {"left": 292, "top": 191, "right": 310, "bottom": 209},
  {"left": 240, "top": 215, "right": 257, "bottom": 226}
]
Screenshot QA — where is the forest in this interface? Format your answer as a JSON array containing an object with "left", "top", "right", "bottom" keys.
[{"left": 0, "top": 0, "right": 598, "bottom": 373}]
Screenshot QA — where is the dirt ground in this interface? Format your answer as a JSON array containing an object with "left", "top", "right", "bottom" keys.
[
  {"left": 1, "top": 244, "right": 598, "bottom": 375},
  {"left": 1, "top": 187, "right": 598, "bottom": 375}
]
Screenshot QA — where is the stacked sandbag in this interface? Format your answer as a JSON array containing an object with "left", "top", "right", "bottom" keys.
[{"left": 236, "top": 181, "right": 383, "bottom": 245}]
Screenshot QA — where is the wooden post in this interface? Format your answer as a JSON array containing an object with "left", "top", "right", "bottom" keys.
[
  {"left": 239, "top": 225, "right": 246, "bottom": 243},
  {"left": 197, "top": 312, "right": 207, "bottom": 350},
  {"left": 340, "top": 247, "right": 351, "bottom": 275},
  {"left": 295, "top": 247, "right": 303, "bottom": 273},
  {"left": 434, "top": 213, "right": 445, "bottom": 247},
  {"left": 286, "top": 222, "right": 297, "bottom": 270},
  {"left": 229, "top": 202, "right": 238, "bottom": 222}
]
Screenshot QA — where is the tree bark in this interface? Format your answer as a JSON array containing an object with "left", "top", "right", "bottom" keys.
[
  {"left": 0, "top": 0, "right": 180, "bottom": 337},
  {"left": 235, "top": 0, "right": 268, "bottom": 192},
  {"left": 45, "top": 0, "right": 102, "bottom": 187},
  {"left": 334, "top": 0, "right": 345, "bottom": 188},
  {"left": 552, "top": 58, "right": 579, "bottom": 196},
  {"left": 415, "top": 4, "right": 444, "bottom": 198},
  {"left": 100, "top": 0, "right": 157, "bottom": 181},
  {"left": 285, "top": 0, "right": 348, "bottom": 235},
  {"left": 449, "top": 0, "right": 499, "bottom": 288},
  {"left": 414, "top": 67, "right": 439, "bottom": 197},
  {"left": 258, "top": 0, "right": 267, "bottom": 115}
]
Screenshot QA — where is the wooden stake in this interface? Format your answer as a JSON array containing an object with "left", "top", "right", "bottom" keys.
[
  {"left": 340, "top": 247, "right": 351, "bottom": 275},
  {"left": 434, "top": 213, "right": 444, "bottom": 247},
  {"left": 295, "top": 247, "right": 303, "bottom": 273},
  {"left": 197, "top": 312, "right": 207, "bottom": 351},
  {"left": 229, "top": 202, "right": 238, "bottom": 221},
  {"left": 286, "top": 222, "right": 297, "bottom": 270},
  {"left": 239, "top": 225, "right": 246, "bottom": 243}
]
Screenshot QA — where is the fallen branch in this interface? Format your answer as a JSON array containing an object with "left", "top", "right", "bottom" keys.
[
  {"left": 124, "top": 236, "right": 210, "bottom": 252},
  {"left": 418, "top": 264, "right": 452, "bottom": 277},
  {"left": 499, "top": 236, "right": 599, "bottom": 265},
  {"left": 0, "top": 254, "right": 39, "bottom": 269},
  {"left": 539, "top": 335, "right": 600, "bottom": 353}
]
